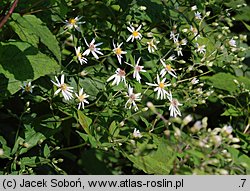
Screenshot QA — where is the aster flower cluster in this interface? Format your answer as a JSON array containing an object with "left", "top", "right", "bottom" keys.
[
  {"left": 51, "top": 3, "right": 245, "bottom": 123},
  {"left": 51, "top": 74, "right": 89, "bottom": 110},
  {"left": 59, "top": 17, "right": 184, "bottom": 117},
  {"left": 104, "top": 23, "right": 182, "bottom": 117}
]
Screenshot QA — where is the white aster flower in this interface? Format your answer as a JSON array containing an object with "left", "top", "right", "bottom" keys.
[
  {"left": 126, "top": 24, "right": 142, "bottom": 42},
  {"left": 51, "top": 74, "right": 74, "bottom": 101},
  {"left": 168, "top": 54, "right": 176, "bottom": 61},
  {"left": 75, "top": 46, "right": 87, "bottom": 65},
  {"left": 173, "top": 33, "right": 180, "bottom": 44},
  {"left": 147, "top": 38, "right": 159, "bottom": 53},
  {"left": 160, "top": 59, "right": 177, "bottom": 78},
  {"left": 133, "top": 128, "right": 142, "bottom": 138},
  {"left": 229, "top": 38, "right": 236, "bottom": 47},
  {"left": 113, "top": 41, "right": 127, "bottom": 64},
  {"left": 173, "top": 34, "right": 187, "bottom": 47},
  {"left": 222, "top": 125, "right": 233, "bottom": 135},
  {"left": 75, "top": 88, "right": 89, "bottom": 110},
  {"left": 194, "top": 11, "right": 202, "bottom": 20},
  {"left": 191, "top": 77, "right": 199, "bottom": 85},
  {"left": 125, "top": 57, "right": 146, "bottom": 83},
  {"left": 191, "top": 5, "right": 198, "bottom": 11},
  {"left": 170, "top": 31, "right": 180, "bottom": 43},
  {"left": 195, "top": 43, "right": 206, "bottom": 54},
  {"left": 64, "top": 16, "right": 85, "bottom": 31},
  {"left": 146, "top": 74, "right": 170, "bottom": 100},
  {"left": 107, "top": 68, "right": 126, "bottom": 86},
  {"left": 21, "top": 81, "right": 34, "bottom": 93},
  {"left": 168, "top": 92, "right": 182, "bottom": 118},
  {"left": 83, "top": 38, "right": 103, "bottom": 59},
  {"left": 180, "top": 38, "right": 187, "bottom": 46},
  {"left": 175, "top": 46, "right": 183, "bottom": 56},
  {"left": 125, "top": 85, "right": 141, "bottom": 111}
]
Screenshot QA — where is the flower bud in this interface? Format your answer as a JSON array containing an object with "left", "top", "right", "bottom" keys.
[
  {"left": 0, "top": 148, "right": 4, "bottom": 156},
  {"left": 183, "top": 114, "right": 193, "bottom": 125},
  {"left": 219, "top": 169, "right": 228, "bottom": 175}
]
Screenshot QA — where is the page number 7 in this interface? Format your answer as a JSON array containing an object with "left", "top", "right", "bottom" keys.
[{"left": 240, "top": 179, "right": 246, "bottom": 188}]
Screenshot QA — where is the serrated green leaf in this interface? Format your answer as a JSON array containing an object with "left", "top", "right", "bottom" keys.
[
  {"left": 10, "top": 13, "right": 61, "bottom": 62},
  {"left": 125, "top": 139, "right": 176, "bottom": 174},
  {"left": 0, "top": 41, "right": 60, "bottom": 94}
]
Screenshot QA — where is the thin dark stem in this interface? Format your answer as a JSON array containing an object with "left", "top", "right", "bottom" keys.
[{"left": 0, "top": 0, "right": 19, "bottom": 29}]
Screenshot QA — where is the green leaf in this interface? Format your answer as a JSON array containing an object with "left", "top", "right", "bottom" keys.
[
  {"left": 79, "top": 77, "right": 104, "bottom": 99},
  {"left": 76, "top": 131, "right": 98, "bottom": 148},
  {"left": 203, "top": 73, "right": 250, "bottom": 93},
  {"left": 242, "top": 21, "right": 250, "bottom": 31},
  {"left": 140, "top": 116, "right": 150, "bottom": 128},
  {"left": 227, "top": 147, "right": 250, "bottom": 174},
  {"left": 186, "top": 150, "right": 205, "bottom": 166},
  {"left": 19, "top": 127, "right": 46, "bottom": 155},
  {"left": 221, "top": 108, "right": 244, "bottom": 117},
  {"left": 76, "top": 131, "right": 89, "bottom": 142},
  {"left": 10, "top": 13, "right": 61, "bottom": 62},
  {"left": 77, "top": 110, "right": 92, "bottom": 135},
  {"left": 0, "top": 136, "right": 11, "bottom": 159},
  {"left": 0, "top": 41, "right": 60, "bottom": 94},
  {"left": 43, "top": 144, "right": 50, "bottom": 158},
  {"left": 238, "top": 76, "right": 250, "bottom": 90},
  {"left": 109, "top": 121, "right": 119, "bottom": 137},
  {"left": 202, "top": 73, "right": 237, "bottom": 93},
  {"left": 125, "top": 139, "right": 176, "bottom": 174},
  {"left": 20, "top": 156, "right": 49, "bottom": 168},
  {"left": 11, "top": 137, "right": 24, "bottom": 155}
]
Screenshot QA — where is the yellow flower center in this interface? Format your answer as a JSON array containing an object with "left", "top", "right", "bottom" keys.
[
  {"left": 148, "top": 41, "right": 154, "bottom": 47},
  {"left": 132, "top": 31, "right": 139, "bottom": 37},
  {"left": 25, "top": 85, "right": 31, "bottom": 92},
  {"left": 77, "top": 52, "right": 82, "bottom": 58},
  {"left": 69, "top": 18, "right": 76, "bottom": 25},
  {"left": 166, "top": 65, "right": 172, "bottom": 71},
  {"left": 159, "top": 82, "right": 165, "bottom": 88},
  {"left": 115, "top": 48, "right": 122, "bottom": 55},
  {"left": 61, "top": 83, "right": 68, "bottom": 91},
  {"left": 78, "top": 94, "right": 85, "bottom": 102}
]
